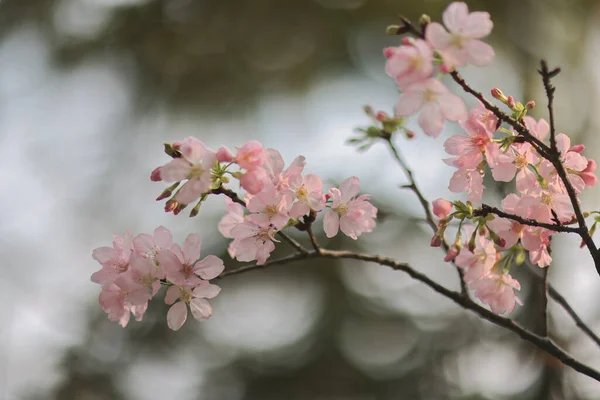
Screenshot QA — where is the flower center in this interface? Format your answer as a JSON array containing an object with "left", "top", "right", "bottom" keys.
[
  {"left": 188, "top": 163, "right": 204, "bottom": 179},
  {"left": 297, "top": 186, "right": 308, "bottom": 201},
  {"left": 335, "top": 204, "right": 349, "bottom": 216},
  {"left": 265, "top": 205, "right": 278, "bottom": 217},
  {"left": 450, "top": 33, "right": 465, "bottom": 49},
  {"left": 541, "top": 193, "right": 553, "bottom": 206},
  {"left": 423, "top": 88, "right": 438, "bottom": 103},
  {"left": 515, "top": 154, "right": 528, "bottom": 169}
]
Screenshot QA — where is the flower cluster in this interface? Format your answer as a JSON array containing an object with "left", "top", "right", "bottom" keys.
[
  {"left": 91, "top": 227, "right": 224, "bottom": 330},
  {"left": 93, "top": 138, "right": 378, "bottom": 328},
  {"left": 385, "top": 2, "right": 598, "bottom": 314}
]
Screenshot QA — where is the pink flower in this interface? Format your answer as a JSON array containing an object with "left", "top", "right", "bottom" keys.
[
  {"left": 471, "top": 273, "right": 522, "bottom": 314},
  {"left": 425, "top": 2, "right": 494, "bottom": 68},
  {"left": 522, "top": 228, "right": 553, "bottom": 268},
  {"left": 539, "top": 133, "right": 588, "bottom": 193},
  {"left": 385, "top": 39, "right": 434, "bottom": 89},
  {"left": 152, "top": 137, "right": 217, "bottom": 205},
  {"left": 523, "top": 116, "right": 549, "bottom": 142},
  {"left": 91, "top": 232, "right": 134, "bottom": 285},
  {"left": 218, "top": 198, "right": 246, "bottom": 238},
  {"left": 165, "top": 282, "right": 221, "bottom": 331},
  {"left": 395, "top": 79, "right": 467, "bottom": 137},
  {"left": 432, "top": 198, "right": 453, "bottom": 219},
  {"left": 289, "top": 174, "right": 326, "bottom": 218},
  {"left": 126, "top": 253, "right": 163, "bottom": 296},
  {"left": 261, "top": 150, "right": 306, "bottom": 192},
  {"left": 444, "top": 110, "right": 499, "bottom": 170},
  {"left": 447, "top": 164, "right": 485, "bottom": 204},
  {"left": 156, "top": 234, "right": 224, "bottom": 286},
  {"left": 246, "top": 185, "right": 293, "bottom": 230},
  {"left": 98, "top": 274, "right": 152, "bottom": 325},
  {"left": 323, "top": 177, "right": 377, "bottom": 239},
  {"left": 455, "top": 235, "right": 498, "bottom": 281},
  {"left": 228, "top": 221, "right": 278, "bottom": 264},
  {"left": 236, "top": 141, "right": 267, "bottom": 170},
  {"left": 133, "top": 226, "right": 173, "bottom": 259}
]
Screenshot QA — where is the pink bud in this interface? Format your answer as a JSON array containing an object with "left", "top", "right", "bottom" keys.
[
  {"left": 525, "top": 101, "right": 535, "bottom": 109},
  {"left": 375, "top": 111, "right": 388, "bottom": 121},
  {"left": 405, "top": 130, "right": 415, "bottom": 139},
  {"left": 496, "top": 238, "right": 506, "bottom": 248},
  {"left": 165, "top": 199, "right": 178, "bottom": 213},
  {"left": 439, "top": 63, "right": 451, "bottom": 74},
  {"left": 216, "top": 146, "right": 235, "bottom": 163},
  {"left": 580, "top": 240, "right": 586, "bottom": 249},
  {"left": 383, "top": 47, "right": 396, "bottom": 59},
  {"left": 569, "top": 144, "right": 585, "bottom": 153},
  {"left": 401, "top": 37, "right": 413, "bottom": 46},
  {"left": 430, "top": 234, "right": 442, "bottom": 247},
  {"left": 444, "top": 245, "right": 460, "bottom": 262},
  {"left": 491, "top": 87, "right": 503, "bottom": 99},
  {"left": 172, "top": 141, "right": 182, "bottom": 151},
  {"left": 236, "top": 141, "right": 267, "bottom": 170},
  {"left": 432, "top": 198, "right": 453, "bottom": 219},
  {"left": 240, "top": 169, "right": 268, "bottom": 195},
  {"left": 150, "top": 167, "right": 162, "bottom": 182},
  {"left": 581, "top": 160, "right": 598, "bottom": 187},
  {"left": 507, "top": 96, "right": 515, "bottom": 109},
  {"left": 156, "top": 190, "right": 172, "bottom": 201}
]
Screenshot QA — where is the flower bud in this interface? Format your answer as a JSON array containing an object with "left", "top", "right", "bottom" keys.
[
  {"left": 491, "top": 87, "right": 507, "bottom": 102},
  {"left": 165, "top": 199, "right": 178, "bottom": 213},
  {"left": 444, "top": 244, "right": 460, "bottom": 262},
  {"left": 430, "top": 234, "right": 442, "bottom": 247},
  {"left": 432, "top": 198, "right": 453, "bottom": 219},
  {"left": 385, "top": 25, "right": 402, "bottom": 35},
  {"left": 375, "top": 111, "right": 389, "bottom": 121},
  {"left": 507, "top": 96, "right": 516, "bottom": 109},
  {"left": 405, "top": 129, "right": 415, "bottom": 139},
  {"left": 525, "top": 101, "right": 535, "bottom": 109},
  {"left": 401, "top": 37, "right": 413, "bottom": 46},
  {"left": 419, "top": 14, "right": 431, "bottom": 25},
  {"left": 150, "top": 167, "right": 162, "bottom": 182},
  {"left": 383, "top": 47, "right": 396, "bottom": 59}
]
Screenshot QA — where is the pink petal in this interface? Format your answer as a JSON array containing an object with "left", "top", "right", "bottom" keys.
[
  {"left": 193, "top": 282, "right": 222, "bottom": 299},
  {"left": 339, "top": 176, "right": 360, "bottom": 203},
  {"left": 394, "top": 89, "right": 424, "bottom": 116},
  {"left": 133, "top": 233, "right": 154, "bottom": 255},
  {"left": 92, "top": 247, "right": 116, "bottom": 265},
  {"left": 167, "top": 302, "right": 188, "bottom": 331},
  {"left": 304, "top": 174, "right": 322, "bottom": 192},
  {"left": 175, "top": 178, "right": 210, "bottom": 205},
  {"left": 462, "top": 12, "right": 493, "bottom": 38},
  {"left": 556, "top": 133, "right": 571, "bottom": 155},
  {"left": 439, "top": 92, "right": 467, "bottom": 122},
  {"left": 465, "top": 40, "right": 495, "bottom": 67},
  {"left": 425, "top": 22, "right": 451, "bottom": 50},
  {"left": 194, "top": 255, "right": 224, "bottom": 280},
  {"left": 154, "top": 226, "right": 173, "bottom": 249},
  {"left": 442, "top": 2, "right": 469, "bottom": 33},
  {"left": 160, "top": 158, "right": 191, "bottom": 182},
  {"left": 418, "top": 102, "right": 444, "bottom": 137},
  {"left": 323, "top": 209, "right": 340, "bottom": 238},
  {"left": 189, "top": 298, "right": 212, "bottom": 321},
  {"left": 182, "top": 233, "right": 202, "bottom": 263}
]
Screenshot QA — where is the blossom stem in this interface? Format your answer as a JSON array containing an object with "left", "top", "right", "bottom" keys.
[{"left": 476, "top": 204, "right": 580, "bottom": 233}]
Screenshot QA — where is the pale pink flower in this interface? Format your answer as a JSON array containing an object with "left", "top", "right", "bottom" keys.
[
  {"left": 455, "top": 235, "right": 498, "bottom": 282},
  {"left": 523, "top": 116, "right": 549, "bottom": 142},
  {"left": 246, "top": 186, "right": 293, "bottom": 230},
  {"left": 395, "top": 79, "right": 467, "bottom": 137},
  {"left": 261, "top": 150, "right": 306, "bottom": 191},
  {"left": 91, "top": 232, "right": 134, "bottom": 285},
  {"left": 156, "top": 234, "right": 224, "bottom": 285},
  {"left": 236, "top": 141, "right": 267, "bottom": 170},
  {"left": 486, "top": 195, "right": 524, "bottom": 249},
  {"left": 444, "top": 112, "right": 499, "bottom": 170},
  {"left": 289, "top": 174, "right": 326, "bottom": 218},
  {"left": 425, "top": 2, "right": 494, "bottom": 68},
  {"left": 228, "top": 221, "right": 278, "bottom": 264},
  {"left": 98, "top": 274, "right": 152, "bottom": 325},
  {"left": 218, "top": 198, "right": 246, "bottom": 238},
  {"left": 447, "top": 164, "right": 484, "bottom": 204},
  {"left": 323, "top": 177, "right": 377, "bottom": 239},
  {"left": 164, "top": 282, "right": 221, "bottom": 331},
  {"left": 522, "top": 228, "right": 553, "bottom": 268},
  {"left": 152, "top": 137, "right": 217, "bottom": 205},
  {"left": 432, "top": 198, "right": 453, "bottom": 219},
  {"left": 385, "top": 39, "right": 434, "bottom": 89},
  {"left": 133, "top": 226, "right": 173, "bottom": 259},
  {"left": 465, "top": 103, "right": 498, "bottom": 133},
  {"left": 471, "top": 273, "right": 522, "bottom": 314},
  {"left": 539, "top": 133, "right": 588, "bottom": 193}
]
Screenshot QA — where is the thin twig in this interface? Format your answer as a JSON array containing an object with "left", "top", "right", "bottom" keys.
[
  {"left": 538, "top": 60, "right": 559, "bottom": 151},
  {"left": 541, "top": 266, "right": 550, "bottom": 337},
  {"left": 306, "top": 225, "right": 321, "bottom": 254},
  {"left": 219, "top": 248, "right": 600, "bottom": 382},
  {"left": 548, "top": 285, "right": 600, "bottom": 347},
  {"left": 476, "top": 204, "right": 580, "bottom": 233},
  {"left": 385, "top": 137, "right": 468, "bottom": 295}
]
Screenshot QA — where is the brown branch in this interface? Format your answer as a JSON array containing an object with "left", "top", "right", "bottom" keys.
[
  {"left": 541, "top": 266, "right": 550, "bottom": 337},
  {"left": 219, "top": 248, "right": 600, "bottom": 382},
  {"left": 476, "top": 204, "right": 580, "bottom": 233},
  {"left": 548, "top": 284, "right": 600, "bottom": 347},
  {"left": 385, "top": 137, "right": 468, "bottom": 295},
  {"left": 538, "top": 60, "right": 559, "bottom": 151},
  {"left": 306, "top": 225, "right": 321, "bottom": 254}
]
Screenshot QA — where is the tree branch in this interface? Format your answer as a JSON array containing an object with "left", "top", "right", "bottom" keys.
[
  {"left": 220, "top": 248, "right": 600, "bottom": 382},
  {"left": 476, "top": 204, "right": 580, "bottom": 233},
  {"left": 538, "top": 60, "right": 559, "bottom": 151}
]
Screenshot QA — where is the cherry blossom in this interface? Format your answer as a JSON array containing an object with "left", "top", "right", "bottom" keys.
[
  {"left": 432, "top": 198, "right": 453, "bottom": 219},
  {"left": 165, "top": 282, "right": 222, "bottom": 331},
  {"left": 91, "top": 232, "right": 134, "bottom": 285},
  {"left": 228, "top": 221, "right": 278, "bottom": 265},
  {"left": 425, "top": 2, "right": 494, "bottom": 68},
  {"left": 471, "top": 273, "right": 522, "bottom": 314},
  {"left": 133, "top": 226, "right": 173, "bottom": 259},
  {"left": 385, "top": 39, "right": 434, "bottom": 89},
  {"left": 395, "top": 79, "right": 467, "bottom": 137},
  {"left": 323, "top": 177, "right": 377, "bottom": 239}
]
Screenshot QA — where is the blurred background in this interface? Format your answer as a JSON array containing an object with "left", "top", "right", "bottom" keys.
[{"left": 3, "top": 0, "right": 600, "bottom": 398}]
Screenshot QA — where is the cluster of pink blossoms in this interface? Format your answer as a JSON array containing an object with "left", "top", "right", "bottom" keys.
[
  {"left": 93, "top": 138, "right": 377, "bottom": 329},
  {"left": 385, "top": 2, "right": 598, "bottom": 314},
  {"left": 91, "top": 227, "right": 224, "bottom": 330}
]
